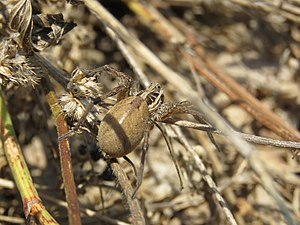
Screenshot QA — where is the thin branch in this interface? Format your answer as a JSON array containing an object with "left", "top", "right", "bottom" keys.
[
  {"left": 162, "top": 118, "right": 300, "bottom": 149},
  {"left": 173, "top": 126, "right": 238, "bottom": 225},
  {"left": 104, "top": 27, "right": 150, "bottom": 87},
  {"left": 110, "top": 158, "right": 146, "bottom": 225},
  {"left": 42, "top": 78, "right": 82, "bottom": 225},
  {"left": 30, "top": 53, "right": 69, "bottom": 89}
]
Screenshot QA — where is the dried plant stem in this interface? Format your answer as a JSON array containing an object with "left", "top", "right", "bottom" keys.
[
  {"left": 110, "top": 158, "right": 146, "bottom": 225},
  {"left": 173, "top": 126, "right": 238, "bottom": 225},
  {"left": 31, "top": 53, "right": 69, "bottom": 88},
  {"left": 231, "top": 0, "right": 300, "bottom": 24},
  {"left": 104, "top": 27, "right": 150, "bottom": 87},
  {"left": 0, "top": 87, "right": 58, "bottom": 224},
  {"left": 42, "top": 78, "right": 82, "bottom": 225},
  {"left": 84, "top": 0, "right": 192, "bottom": 96},
  {"left": 0, "top": 215, "right": 25, "bottom": 224},
  {"left": 162, "top": 118, "right": 300, "bottom": 149}
]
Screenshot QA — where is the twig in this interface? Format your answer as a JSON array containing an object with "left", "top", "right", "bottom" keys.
[
  {"left": 173, "top": 126, "right": 238, "bottom": 225},
  {"left": 162, "top": 118, "right": 300, "bottom": 149},
  {"left": 30, "top": 53, "right": 69, "bottom": 89},
  {"left": 42, "top": 78, "right": 82, "bottom": 225},
  {"left": 104, "top": 27, "right": 150, "bottom": 87},
  {"left": 0, "top": 215, "right": 25, "bottom": 224},
  {"left": 110, "top": 158, "right": 146, "bottom": 225}
]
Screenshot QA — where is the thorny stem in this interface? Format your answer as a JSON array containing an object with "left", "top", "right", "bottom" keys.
[
  {"left": 110, "top": 158, "right": 146, "bottom": 225},
  {"left": 0, "top": 87, "right": 58, "bottom": 224},
  {"left": 42, "top": 78, "right": 82, "bottom": 225}
]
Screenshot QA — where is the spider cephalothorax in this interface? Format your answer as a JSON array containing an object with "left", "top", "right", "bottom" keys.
[{"left": 138, "top": 83, "right": 164, "bottom": 113}]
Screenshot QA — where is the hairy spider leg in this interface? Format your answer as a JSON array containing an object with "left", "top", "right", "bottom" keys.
[{"left": 132, "top": 128, "right": 150, "bottom": 199}]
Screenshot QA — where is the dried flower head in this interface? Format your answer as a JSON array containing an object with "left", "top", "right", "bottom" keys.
[
  {"left": 59, "top": 67, "right": 103, "bottom": 125},
  {"left": 0, "top": 37, "right": 41, "bottom": 86}
]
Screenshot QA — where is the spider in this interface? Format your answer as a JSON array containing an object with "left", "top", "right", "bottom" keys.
[{"left": 60, "top": 65, "right": 202, "bottom": 198}]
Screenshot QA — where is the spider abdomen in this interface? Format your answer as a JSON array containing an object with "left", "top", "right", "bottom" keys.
[{"left": 98, "top": 96, "right": 149, "bottom": 157}]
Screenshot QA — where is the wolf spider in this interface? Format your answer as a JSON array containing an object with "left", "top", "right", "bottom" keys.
[{"left": 61, "top": 65, "right": 201, "bottom": 198}]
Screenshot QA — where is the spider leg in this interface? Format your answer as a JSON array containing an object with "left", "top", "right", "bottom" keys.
[
  {"left": 132, "top": 130, "right": 150, "bottom": 199},
  {"left": 155, "top": 101, "right": 222, "bottom": 152},
  {"left": 123, "top": 155, "right": 138, "bottom": 177},
  {"left": 154, "top": 122, "right": 183, "bottom": 190},
  {"left": 58, "top": 98, "right": 96, "bottom": 140},
  {"left": 154, "top": 101, "right": 205, "bottom": 123}
]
